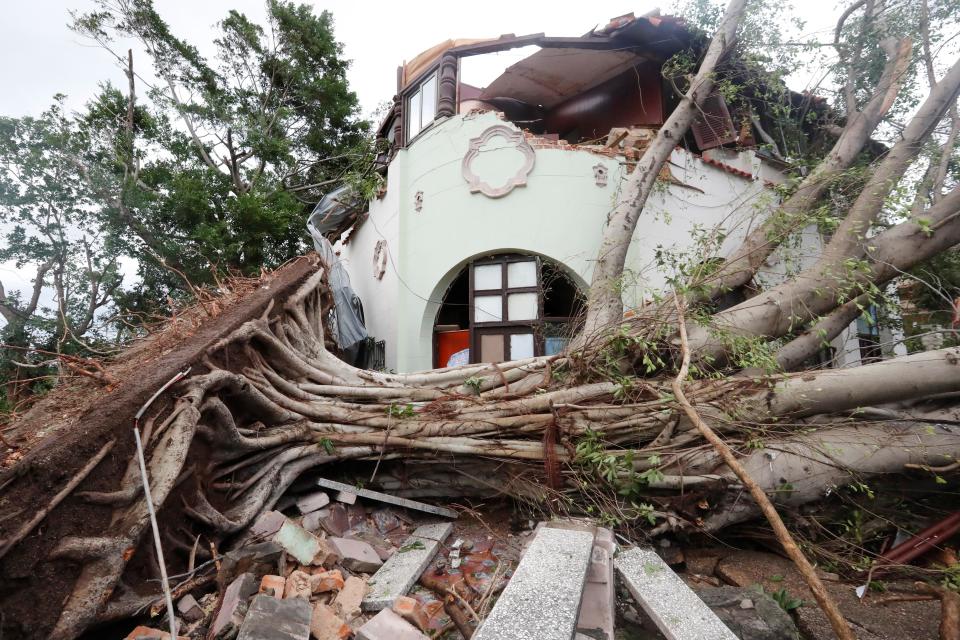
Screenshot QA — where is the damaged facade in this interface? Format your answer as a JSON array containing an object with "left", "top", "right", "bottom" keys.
[{"left": 312, "top": 11, "right": 901, "bottom": 373}]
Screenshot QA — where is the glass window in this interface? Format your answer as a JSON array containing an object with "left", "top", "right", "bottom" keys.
[
  {"left": 507, "top": 292, "right": 538, "bottom": 321},
  {"left": 407, "top": 72, "right": 438, "bottom": 139},
  {"left": 474, "top": 264, "right": 502, "bottom": 290},
  {"left": 474, "top": 295, "right": 502, "bottom": 323},
  {"left": 510, "top": 333, "right": 535, "bottom": 359},
  {"left": 507, "top": 260, "right": 537, "bottom": 288}
]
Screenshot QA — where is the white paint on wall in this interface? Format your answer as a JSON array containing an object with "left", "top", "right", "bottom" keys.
[{"left": 338, "top": 111, "right": 800, "bottom": 372}]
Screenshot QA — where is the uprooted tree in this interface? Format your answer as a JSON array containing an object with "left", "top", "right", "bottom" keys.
[{"left": 3, "top": 0, "right": 960, "bottom": 638}]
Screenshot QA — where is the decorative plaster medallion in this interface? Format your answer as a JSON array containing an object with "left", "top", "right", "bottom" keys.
[
  {"left": 593, "top": 163, "right": 609, "bottom": 187},
  {"left": 414, "top": 190, "right": 424, "bottom": 212},
  {"left": 461, "top": 125, "right": 535, "bottom": 198},
  {"left": 372, "top": 240, "right": 387, "bottom": 280}
]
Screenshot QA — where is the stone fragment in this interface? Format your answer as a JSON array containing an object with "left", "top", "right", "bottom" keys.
[
  {"left": 697, "top": 586, "right": 798, "bottom": 640},
  {"left": 329, "top": 537, "right": 383, "bottom": 573},
  {"left": 284, "top": 570, "right": 314, "bottom": 600},
  {"left": 615, "top": 547, "right": 738, "bottom": 640},
  {"left": 334, "top": 490, "right": 358, "bottom": 505},
  {"left": 260, "top": 574, "right": 287, "bottom": 598},
  {"left": 473, "top": 526, "right": 594, "bottom": 640},
  {"left": 123, "top": 626, "right": 188, "bottom": 639},
  {"left": 683, "top": 547, "right": 723, "bottom": 577},
  {"left": 275, "top": 520, "right": 341, "bottom": 566},
  {"left": 362, "top": 522, "right": 453, "bottom": 611},
  {"left": 335, "top": 576, "right": 367, "bottom": 621},
  {"left": 296, "top": 491, "right": 331, "bottom": 515},
  {"left": 314, "top": 477, "right": 458, "bottom": 519},
  {"left": 176, "top": 593, "right": 203, "bottom": 622},
  {"left": 250, "top": 511, "right": 287, "bottom": 539},
  {"left": 356, "top": 609, "right": 429, "bottom": 640},
  {"left": 211, "top": 573, "right": 259, "bottom": 638},
  {"left": 302, "top": 508, "right": 330, "bottom": 534},
  {"left": 392, "top": 596, "right": 430, "bottom": 632},
  {"left": 311, "top": 602, "right": 352, "bottom": 640},
  {"left": 218, "top": 542, "right": 284, "bottom": 589},
  {"left": 577, "top": 527, "right": 615, "bottom": 640},
  {"left": 238, "top": 594, "right": 311, "bottom": 640},
  {"left": 311, "top": 569, "right": 345, "bottom": 593}
]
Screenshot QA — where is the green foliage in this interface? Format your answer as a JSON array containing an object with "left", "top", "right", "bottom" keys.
[
  {"left": 463, "top": 376, "right": 483, "bottom": 395},
  {"left": 770, "top": 587, "right": 804, "bottom": 612},
  {"left": 386, "top": 403, "right": 415, "bottom": 419}
]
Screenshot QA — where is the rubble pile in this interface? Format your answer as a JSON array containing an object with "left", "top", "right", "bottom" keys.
[{"left": 122, "top": 483, "right": 515, "bottom": 640}]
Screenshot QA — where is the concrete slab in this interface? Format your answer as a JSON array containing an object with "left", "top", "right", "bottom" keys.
[
  {"left": 615, "top": 547, "right": 738, "bottom": 640},
  {"left": 237, "top": 594, "right": 311, "bottom": 640},
  {"left": 362, "top": 522, "right": 453, "bottom": 611},
  {"left": 577, "top": 527, "right": 616, "bottom": 640},
  {"left": 356, "top": 609, "right": 429, "bottom": 640},
  {"left": 473, "top": 526, "right": 594, "bottom": 640},
  {"left": 314, "top": 478, "right": 458, "bottom": 519}
]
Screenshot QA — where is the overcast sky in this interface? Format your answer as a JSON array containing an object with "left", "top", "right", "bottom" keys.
[{"left": 0, "top": 0, "right": 839, "bottom": 307}]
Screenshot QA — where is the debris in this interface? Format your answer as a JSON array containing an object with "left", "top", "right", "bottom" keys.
[
  {"left": 696, "top": 587, "right": 799, "bottom": 640},
  {"left": 251, "top": 511, "right": 288, "bottom": 539},
  {"left": 260, "top": 575, "right": 287, "bottom": 598},
  {"left": 876, "top": 512, "right": 960, "bottom": 572},
  {"left": 576, "top": 527, "right": 615, "bottom": 640},
  {"left": 123, "top": 625, "right": 188, "bottom": 639},
  {"left": 301, "top": 508, "right": 330, "bottom": 534},
  {"left": 615, "top": 547, "right": 738, "bottom": 640},
  {"left": 335, "top": 575, "right": 368, "bottom": 620},
  {"left": 473, "top": 526, "right": 593, "bottom": 640},
  {"left": 329, "top": 537, "right": 384, "bottom": 573},
  {"left": 176, "top": 593, "right": 203, "bottom": 622},
  {"left": 311, "top": 602, "right": 352, "bottom": 640},
  {"left": 314, "top": 478, "right": 459, "bottom": 519},
  {"left": 296, "top": 491, "right": 331, "bottom": 514},
  {"left": 283, "top": 570, "right": 313, "bottom": 600},
  {"left": 363, "top": 522, "right": 453, "bottom": 611},
  {"left": 211, "top": 573, "right": 259, "bottom": 638},
  {"left": 356, "top": 608, "right": 430, "bottom": 640},
  {"left": 237, "top": 594, "right": 312, "bottom": 640},
  {"left": 311, "top": 569, "right": 345, "bottom": 593},
  {"left": 335, "top": 490, "right": 358, "bottom": 505},
  {"left": 392, "top": 595, "right": 431, "bottom": 632},
  {"left": 275, "top": 520, "right": 340, "bottom": 566},
  {"left": 218, "top": 542, "right": 284, "bottom": 589}
]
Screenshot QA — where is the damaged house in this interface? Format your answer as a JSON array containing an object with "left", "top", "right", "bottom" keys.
[{"left": 310, "top": 11, "right": 902, "bottom": 373}]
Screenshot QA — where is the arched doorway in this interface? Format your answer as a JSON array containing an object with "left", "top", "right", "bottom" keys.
[{"left": 433, "top": 253, "right": 584, "bottom": 367}]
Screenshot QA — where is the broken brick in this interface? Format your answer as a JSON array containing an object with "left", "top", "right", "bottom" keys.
[
  {"left": 295, "top": 491, "right": 330, "bottom": 515},
  {"left": 284, "top": 570, "right": 313, "bottom": 600},
  {"left": 392, "top": 596, "right": 430, "bottom": 632},
  {"left": 356, "top": 609, "right": 429, "bottom": 640},
  {"left": 311, "top": 569, "right": 345, "bottom": 593},
  {"left": 334, "top": 576, "right": 367, "bottom": 621},
  {"left": 237, "top": 594, "right": 311, "bottom": 640},
  {"left": 177, "top": 593, "right": 203, "bottom": 622},
  {"left": 310, "top": 602, "right": 352, "bottom": 640},
  {"left": 274, "top": 520, "right": 341, "bottom": 567},
  {"left": 260, "top": 574, "right": 286, "bottom": 598},
  {"left": 329, "top": 537, "right": 383, "bottom": 573},
  {"left": 250, "top": 510, "right": 287, "bottom": 539},
  {"left": 124, "top": 626, "right": 188, "bottom": 640},
  {"left": 211, "top": 573, "right": 258, "bottom": 638}
]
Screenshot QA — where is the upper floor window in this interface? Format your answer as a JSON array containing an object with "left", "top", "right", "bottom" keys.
[{"left": 407, "top": 72, "right": 438, "bottom": 140}]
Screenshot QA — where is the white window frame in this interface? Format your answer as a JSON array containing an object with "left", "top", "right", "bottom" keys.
[{"left": 406, "top": 71, "right": 438, "bottom": 141}]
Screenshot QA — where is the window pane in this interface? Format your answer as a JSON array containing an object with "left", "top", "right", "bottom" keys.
[
  {"left": 408, "top": 89, "right": 422, "bottom": 138},
  {"left": 545, "top": 336, "right": 569, "bottom": 356},
  {"left": 474, "top": 264, "right": 502, "bottom": 290},
  {"left": 510, "top": 333, "right": 534, "bottom": 359},
  {"left": 474, "top": 295, "right": 502, "bottom": 322},
  {"left": 507, "top": 261, "right": 537, "bottom": 288},
  {"left": 480, "top": 334, "right": 505, "bottom": 363},
  {"left": 507, "top": 292, "right": 538, "bottom": 321},
  {"left": 421, "top": 74, "right": 437, "bottom": 124}
]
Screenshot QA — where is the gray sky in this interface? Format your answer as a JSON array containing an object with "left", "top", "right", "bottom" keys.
[{"left": 0, "top": 0, "right": 838, "bottom": 309}]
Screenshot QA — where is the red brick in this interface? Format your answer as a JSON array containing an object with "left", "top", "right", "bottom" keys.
[
  {"left": 392, "top": 596, "right": 430, "bottom": 632},
  {"left": 259, "top": 574, "right": 286, "bottom": 598}
]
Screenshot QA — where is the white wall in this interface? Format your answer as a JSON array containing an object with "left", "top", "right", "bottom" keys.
[{"left": 339, "top": 111, "right": 790, "bottom": 372}]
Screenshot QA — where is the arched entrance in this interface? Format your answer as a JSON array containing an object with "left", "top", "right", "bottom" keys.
[{"left": 433, "top": 253, "right": 584, "bottom": 367}]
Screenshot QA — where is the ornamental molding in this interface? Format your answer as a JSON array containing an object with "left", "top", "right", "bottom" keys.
[{"left": 461, "top": 125, "right": 535, "bottom": 199}]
